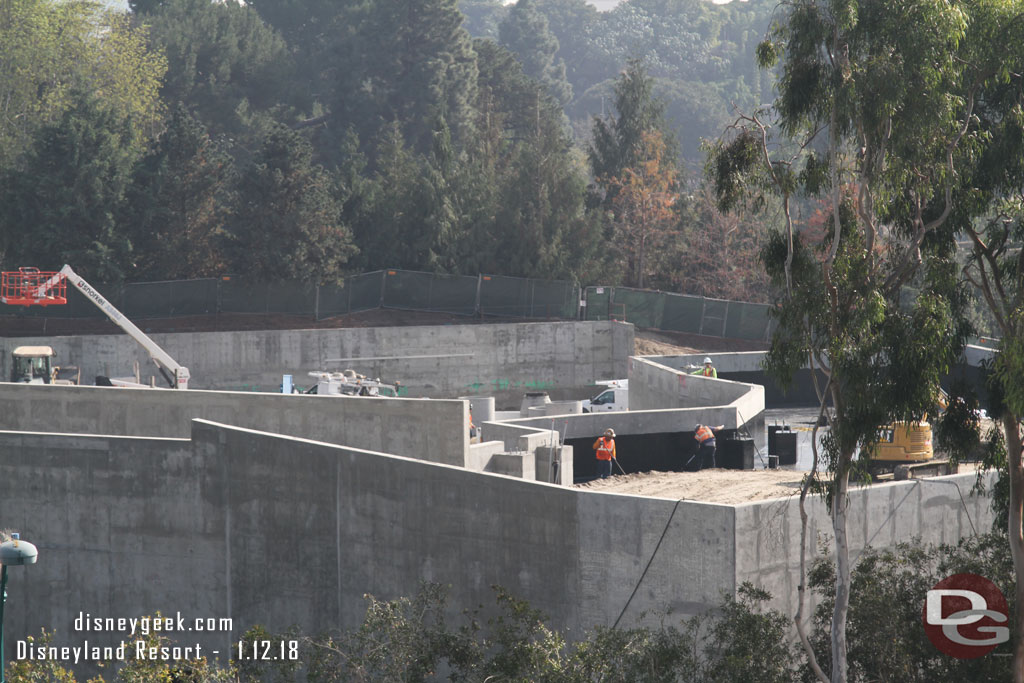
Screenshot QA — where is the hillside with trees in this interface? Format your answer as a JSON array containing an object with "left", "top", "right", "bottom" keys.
[{"left": 0, "top": 0, "right": 775, "bottom": 303}]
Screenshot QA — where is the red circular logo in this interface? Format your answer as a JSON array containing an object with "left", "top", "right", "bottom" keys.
[{"left": 922, "top": 573, "right": 1010, "bottom": 658}]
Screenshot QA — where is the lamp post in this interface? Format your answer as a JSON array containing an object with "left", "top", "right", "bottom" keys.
[{"left": 0, "top": 533, "right": 38, "bottom": 683}]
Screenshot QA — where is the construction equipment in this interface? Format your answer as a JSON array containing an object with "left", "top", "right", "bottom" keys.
[
  {"left": 305, "top": 369, "right": 399, "bottom": 397},
  {"left": 867, "top": 390, "right": 950, "bottom": 475},
  {"left": 1, "top": 265, "right": 190, "bottom": 389},
  {"left": 10, "top": 346, "right": 80, "bottom": 385}
]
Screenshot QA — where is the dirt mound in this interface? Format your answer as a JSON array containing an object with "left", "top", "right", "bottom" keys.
[{"left": 633, "top": 328, "right": 769, "bottom": 356}]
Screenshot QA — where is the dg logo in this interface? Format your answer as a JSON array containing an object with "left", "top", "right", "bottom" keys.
[{"left": 922, "top": 573, "right": 1010, "bottom": 659}]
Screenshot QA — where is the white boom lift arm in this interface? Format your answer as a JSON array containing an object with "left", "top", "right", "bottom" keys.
[{"left": 33, "top": 265, "right": 190, "bottom": 389}]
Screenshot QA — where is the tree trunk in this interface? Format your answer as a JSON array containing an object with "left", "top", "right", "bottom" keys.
[
  {"left": 1005, "top": 412, "right": 1024, "bottom": 683},
  {"left": 831, "top": 464, "right": 851, "bottom": 683}
]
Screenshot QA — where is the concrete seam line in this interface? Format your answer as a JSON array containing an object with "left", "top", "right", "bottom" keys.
[{"left": 612, "top": 498, "right": 683, "bottom": 630}]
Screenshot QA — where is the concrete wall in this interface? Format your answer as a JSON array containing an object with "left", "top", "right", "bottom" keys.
[
  {"left": 0, "top": 321, "right": 634, "bottom": 408},
  {"left": 735, "top": 471, "right": 996, "bottom": 617},
  {"left": 629, "top": 356, "right": 764, "bottom": 418},
  {"left": 0, "top": 422, "right": 992, "bottom": 676},
  {"left": 0, "top": 382, "right": 467, "bottom": 466},
  {"left": 0, "top": 421, "right": 733, "bottom": 671}
]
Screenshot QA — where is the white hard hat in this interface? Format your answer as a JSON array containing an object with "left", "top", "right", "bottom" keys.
[
  {"left": 704, "top": 357, "right": 713, "bottom": 364},
  {"left": 604, "top": 428, "right": 615, "bottom": 437}
]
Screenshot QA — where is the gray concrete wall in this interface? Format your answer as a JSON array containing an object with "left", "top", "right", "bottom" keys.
[
  {"left": 0, "top": 321, "right": 634, "bottom": 408},
  {"left": 0, "top": 382, "right": 467, "bottom": 466},
  {"left": 734, "top": 471, "right": 996, "bottom": 617},
  {"left": 0, "top": 421, "right": 733, "bottom": 669},
  {"left": 0, "top": 423, "right": 993, "bottom": 675},
  {"left": 629, "top": 356, "right": 763, "bottom": 415}
]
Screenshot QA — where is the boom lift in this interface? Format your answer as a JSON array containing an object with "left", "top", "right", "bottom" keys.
[{"left": 1, "top": 265, "right": 190, "bottom": 389}]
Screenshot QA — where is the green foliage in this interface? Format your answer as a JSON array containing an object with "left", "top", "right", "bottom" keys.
[
  {"left": 499, "top": 0, "right": 573, "bottom": 107},
  {"left": 121, "top": 105, "right": 235, "bottom": 280},
  {"left": 589, "top": 59, "right": 676, "bottom": 188},
  {"left": 302, "top": 581, "right": 797, "bottom": 682},
  {"left": 0, "top": 0, "right": 166, "bottom": 169},
  {"left": 808, "top": 536, "right": 1013, "bottom": 682},
  {"left": 4, "top": 630, "right": 78, "bottom": 683},
  {"left": 701, "top": 583, "right": 796, "bottom": 683},
  {"left": 326, "top": 0, "right": 479, "bottom": 160},
  {"left": 0, "top": 91, "right": 141, "bottom": 280},
  {"left": 228, "top": 125, "right": 355, "bottom": 283},
  {"left": 139, "top": 0, "right": 298, "bottom": 141}
]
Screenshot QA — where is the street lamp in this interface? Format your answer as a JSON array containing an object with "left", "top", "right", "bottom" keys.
[{"left": 0, "top": 534, "right": 38, "bottom": 683}]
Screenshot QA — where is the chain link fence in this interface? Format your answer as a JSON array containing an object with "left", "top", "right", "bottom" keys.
[
  {"left": 3, "top": 268, "right": 773, "bottom": 342},
  {"left": 583, "top": 286, "right": 774, "bottom": 342}
]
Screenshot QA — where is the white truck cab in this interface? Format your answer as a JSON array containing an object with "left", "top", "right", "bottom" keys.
[{"left": 583, "top": 380, "right": 629, "bottom": 412}]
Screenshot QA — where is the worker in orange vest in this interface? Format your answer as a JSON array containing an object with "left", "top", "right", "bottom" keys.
[
  {"left": 593, "top": 428, "right": 617, "bottom": 479},
  {"left": 694, "top": 423, "right": 724, "bottom": 470},
  {"left": 691, "top": 356, "right": 717, "bottom": 378}
]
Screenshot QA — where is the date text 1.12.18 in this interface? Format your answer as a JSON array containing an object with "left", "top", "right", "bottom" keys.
[{"left": 237, "top": 639, "right": 299, "bottom": 661}]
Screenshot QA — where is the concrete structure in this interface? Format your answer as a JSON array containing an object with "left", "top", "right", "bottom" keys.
[
  {"left": 0, "top": 420, "right": 993, "bottom": 675},
  {"left": 0, "top": 382, "right": 468, "bottom": 466},
  {"left": 629, "top": 356, "right": 765, "bottom": 419},
  {"left": 0, "top": 321, "right": 634, "bottom": 408}
]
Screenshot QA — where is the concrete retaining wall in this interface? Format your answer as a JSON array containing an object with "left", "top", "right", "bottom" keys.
[
  {"left": 629, "top": 356, "right": 763, "bottom": 416},
  {"left": 0, "top": 422, "right": 993, "bottom": 674},
  {"left": 0, "top": 321, "right": 634, "bottom": 408},
  {"left": 0, "top": 383, "right": 467, "bottom": 466},
  {"left": 0, "top": 422, "right": 733, "bottom": 668},
  {"left": 735, "top": 472, "right": 996, "bottom": 618}
]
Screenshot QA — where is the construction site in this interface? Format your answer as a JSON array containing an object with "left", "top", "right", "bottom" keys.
[{"left": 0, "top": 268, "right": 996, "bottom": 671}]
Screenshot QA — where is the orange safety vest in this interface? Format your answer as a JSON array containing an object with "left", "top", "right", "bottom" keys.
[
  {"left": 695, "top": 425, "right": 715, "bottom": 444},
  {"left": 594, "top": 437, "right": 615, "bottom": 460},
  {"left": 700, "top": 366, "right": 716, "bottom": 377}
]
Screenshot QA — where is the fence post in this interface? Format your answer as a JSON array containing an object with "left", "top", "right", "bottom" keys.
[
  {"left": 314, "top": 284, "right": 320, "bottom": 322},
  {"left": 379, "top": 270, "right": 387, "bottom": 307},
  {"left": 474, "top": 274, "right": 482, "bottom": 317},
  {"left": 699, "top": 297, "right": 707, "bottom": 335}
]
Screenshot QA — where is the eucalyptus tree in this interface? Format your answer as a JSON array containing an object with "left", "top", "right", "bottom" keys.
[
  {"left": 948, "top": 2, "right": 1024, "bottom": 676},
  {"left": 708, "top": 1, "right": 982, "bottom": 680}
]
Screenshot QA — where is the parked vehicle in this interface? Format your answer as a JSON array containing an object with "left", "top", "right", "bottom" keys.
[
  {"left": 582, "top": 379, "right": 629, "bottom": 412},
  {"left": 10, "top": 346, "right": 81, "bottom": 385},
  {"left": 305, "top": 370, "right": 399, "bottom": 397}
]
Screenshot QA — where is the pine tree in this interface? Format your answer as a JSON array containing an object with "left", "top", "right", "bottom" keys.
[
  {"left": 498, "top": 0, "right": 573, "bottom": 108},
  {"left": 0, "top": 91, "right": 140, "bottom": 280},
  {"left": 228, "top": 125, "right": 355, "bottom": 282},
  {"left": 122, "top": 106, "right": 235, "bottom": 280}
]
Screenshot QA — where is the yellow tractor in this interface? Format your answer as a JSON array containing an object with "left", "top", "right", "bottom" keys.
[{"left": 867, "top": 391, "right": 949, "bottom": 477}]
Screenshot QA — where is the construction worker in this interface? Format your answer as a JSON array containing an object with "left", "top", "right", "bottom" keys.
[
  {"left": 691, "top": 357, "right": 717, "bottom": 378},
  {"left": 593, "top": 428, "right": 617, "bottom": 479},
  {"left": 694, "top": 423, "right": 725, "bottom": 470}
]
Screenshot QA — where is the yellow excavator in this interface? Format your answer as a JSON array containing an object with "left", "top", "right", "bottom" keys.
[{"left": 867, "top": 390, "right": 950, "bottom": 477}]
